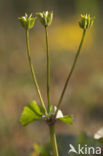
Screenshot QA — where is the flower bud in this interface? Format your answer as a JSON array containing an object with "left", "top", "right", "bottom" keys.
[
  {"left": 79, "top": 14, "right": 95, "bottom": 30},
  {"left": 36, "top": 11, "right": 53, "bottom": 27},
  {"left": 18, "top": 13, "right": 36, "bottom": 30}
]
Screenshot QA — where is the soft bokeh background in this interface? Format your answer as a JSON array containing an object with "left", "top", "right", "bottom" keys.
[{"left": 0, "top": 0, "right": 103, "bottom": 155}]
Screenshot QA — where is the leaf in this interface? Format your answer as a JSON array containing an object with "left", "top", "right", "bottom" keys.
[
  {"left": 59, "top": 115, "right": 73, "bottom": 126},
  {"left": 28, "top": 100, "right": 43, "bottom": 115},
  {"left": 20, "top": 101, "right": 43, "bottom": 126}
]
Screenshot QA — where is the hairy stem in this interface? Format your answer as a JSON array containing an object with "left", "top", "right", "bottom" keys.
[
  {"left": 26, "top": 29, "right": 47, "bottom": 115},
  {"left": 49, "top": 124, "right": 59, "bottom": 156},
  {"left": 55, "top": 29, "right": 86, "bottom": 117},
  {"left": 45, "top": 26, "right": 50, "bottom": 112}
]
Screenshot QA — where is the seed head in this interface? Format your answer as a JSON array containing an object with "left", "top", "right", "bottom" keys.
[
  {"left": 18, "top": 13, "right": 36, "bottom": 30},
  {"left": 36, "top": 11, "right": 53, "bottom": 27},
  {"left": 79, "top": 14, "right": 95, "bottom": 29}
]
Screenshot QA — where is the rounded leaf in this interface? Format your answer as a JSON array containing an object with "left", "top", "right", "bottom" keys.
[{"left": 20, "top": 100, "right": 44, "bottom": 126}]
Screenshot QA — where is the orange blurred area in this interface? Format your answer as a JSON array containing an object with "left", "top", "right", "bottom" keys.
[{"left": 49, "top": 20, "right": 94, "bottom": 52}]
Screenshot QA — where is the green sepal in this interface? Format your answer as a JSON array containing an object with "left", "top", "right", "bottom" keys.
[
  {"left": 59, "top": 115, "right": 73, "bottom": 126},
  {"left": 20, "top": 100, "right": 44, "bottom": 126},
  {"left": 46, "top": 11, "right": 53, "bottom": 26},
  {"left": 36, "top": 11, "right": 53, "bottom": 27},
  {"left": 18, "top": 13, "right": 36, "bottom": 30},
  {"left": 36, "top": 12, "right": 46, "bottom": 26},
  {"left": 79, "top": 14, "right": 95, "bottom": 29}
]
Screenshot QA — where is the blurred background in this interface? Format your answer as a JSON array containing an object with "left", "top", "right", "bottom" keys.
[{"left": 0, "top": 0, "right": 103, "bottom": 155}]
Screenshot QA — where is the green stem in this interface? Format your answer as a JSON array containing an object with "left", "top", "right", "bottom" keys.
[
  {"left": 55, "top": 29, "right": 86, "bottom": 117},
  {"left": 45, "top": 26, "right": 50, "bottom": 112},
  {"left": 49, "top": 124, "right": 59, "bottom": 156},
  {"left": 26, "top": 29, "right": 47, "bottom": 115}
]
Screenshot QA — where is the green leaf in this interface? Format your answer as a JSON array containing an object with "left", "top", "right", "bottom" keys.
[
  {"left": 20, "top": 101, "right": 43, "bottom": 126},
  {"left": 27, "top": 100, "right": 43, "bottom": 115},
  {"left": 59, "top": 115, "right": 73, "bottom": 126}
]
